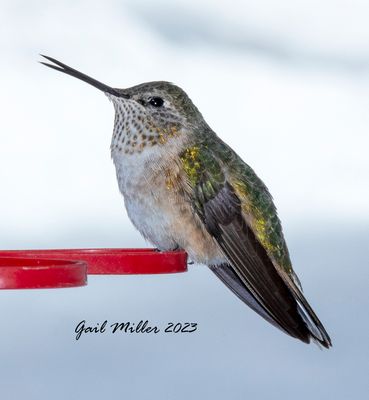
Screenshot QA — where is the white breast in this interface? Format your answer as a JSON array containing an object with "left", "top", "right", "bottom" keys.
[
  {"left": 111, "top": 148, "right": 225, "bottom": 265},
  {"left": 111, "top": 149, "right": 180, "bottom": 250}
]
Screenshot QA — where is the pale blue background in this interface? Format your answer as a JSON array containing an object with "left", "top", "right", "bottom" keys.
[{"left": 0, "top": 1, "right": 368, "bottom": 399}]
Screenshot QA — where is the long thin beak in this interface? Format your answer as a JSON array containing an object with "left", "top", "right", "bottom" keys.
[{"left": 40, "top": 55, "right": 129, "bottom": 98}]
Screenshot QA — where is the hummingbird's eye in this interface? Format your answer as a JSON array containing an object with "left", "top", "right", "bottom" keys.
[{"left": 149, "top": 97, "right": 164, "bottom": 107}]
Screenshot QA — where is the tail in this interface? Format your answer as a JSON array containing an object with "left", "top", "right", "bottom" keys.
[{"left": 209, "top": 263, "right": 332, "bottom": 348}]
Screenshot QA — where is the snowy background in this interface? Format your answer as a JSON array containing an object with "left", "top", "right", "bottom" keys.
[{"left": 0, "top": 0, "right": 368, "bottom": 399}]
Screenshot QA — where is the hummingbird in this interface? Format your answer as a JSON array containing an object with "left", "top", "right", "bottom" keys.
[{"left": 40, "top": 55, "right": 331, "bottom": 348}]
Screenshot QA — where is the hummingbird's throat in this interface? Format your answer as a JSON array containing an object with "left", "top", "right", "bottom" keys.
[{"left": 110, "top": 99, "right": 182, "bottom": 155}]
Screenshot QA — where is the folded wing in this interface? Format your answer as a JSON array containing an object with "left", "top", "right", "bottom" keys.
[{"left": 181, "top": 142, "right": 331, "bottom": 347}]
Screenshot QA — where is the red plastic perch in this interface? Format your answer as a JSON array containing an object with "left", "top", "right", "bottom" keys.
[{"left": 0, "top": 249, "right": 187, "bottom": 290}]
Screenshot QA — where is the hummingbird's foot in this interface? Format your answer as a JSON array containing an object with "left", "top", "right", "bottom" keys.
[{"left": 152, "top": 245, "right": 180, "bottom": 252}]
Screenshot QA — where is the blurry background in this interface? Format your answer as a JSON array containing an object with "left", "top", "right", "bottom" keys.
[{"left": 0, "top": 0, "right": 368, "bottom": 398}]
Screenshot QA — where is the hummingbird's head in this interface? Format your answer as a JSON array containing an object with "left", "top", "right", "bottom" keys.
[
  {"left": 40, "top": 56, "right": 206, "bottom": 156},
  {"left": 107, "top": 81, "right": 205, "bottom": 155}
]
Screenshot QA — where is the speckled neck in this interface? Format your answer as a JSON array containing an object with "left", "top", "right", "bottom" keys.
[{"left": 110, "top": 97, "right": 184, "bottom": 156}]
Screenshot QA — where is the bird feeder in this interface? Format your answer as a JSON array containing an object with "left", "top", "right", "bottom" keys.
[{"left": 0, "top": 249, "right": 187, "bottom": 289}]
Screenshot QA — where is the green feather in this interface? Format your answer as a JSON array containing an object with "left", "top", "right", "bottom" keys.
[{"left": 180, "top": 139, "right": 293, "bottom": 276}]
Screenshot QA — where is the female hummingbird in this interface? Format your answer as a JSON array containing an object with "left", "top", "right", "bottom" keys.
[{"left": 41, "top": 55, "right": 331, "bottom": 348}]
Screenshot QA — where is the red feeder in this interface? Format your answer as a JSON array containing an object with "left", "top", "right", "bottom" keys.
[
  {"left": 0, "top": 249, "right": 187, "bottom": 290},
  {"left": 0, "top": 257, "right": 87, "bottom": 289}
]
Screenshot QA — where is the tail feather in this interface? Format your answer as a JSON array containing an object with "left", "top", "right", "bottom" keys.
[{"left": 209, "top": 263, "right": 331, "bottom": 348}]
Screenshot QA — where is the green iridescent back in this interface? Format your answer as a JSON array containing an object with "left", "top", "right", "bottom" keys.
[{"left": 180, "top": 131, "right": 293, "bottom": 276}]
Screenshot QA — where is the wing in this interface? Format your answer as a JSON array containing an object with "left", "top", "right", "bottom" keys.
[{"left": 180, "top": 141, "right": 331, "bottom": 347}]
